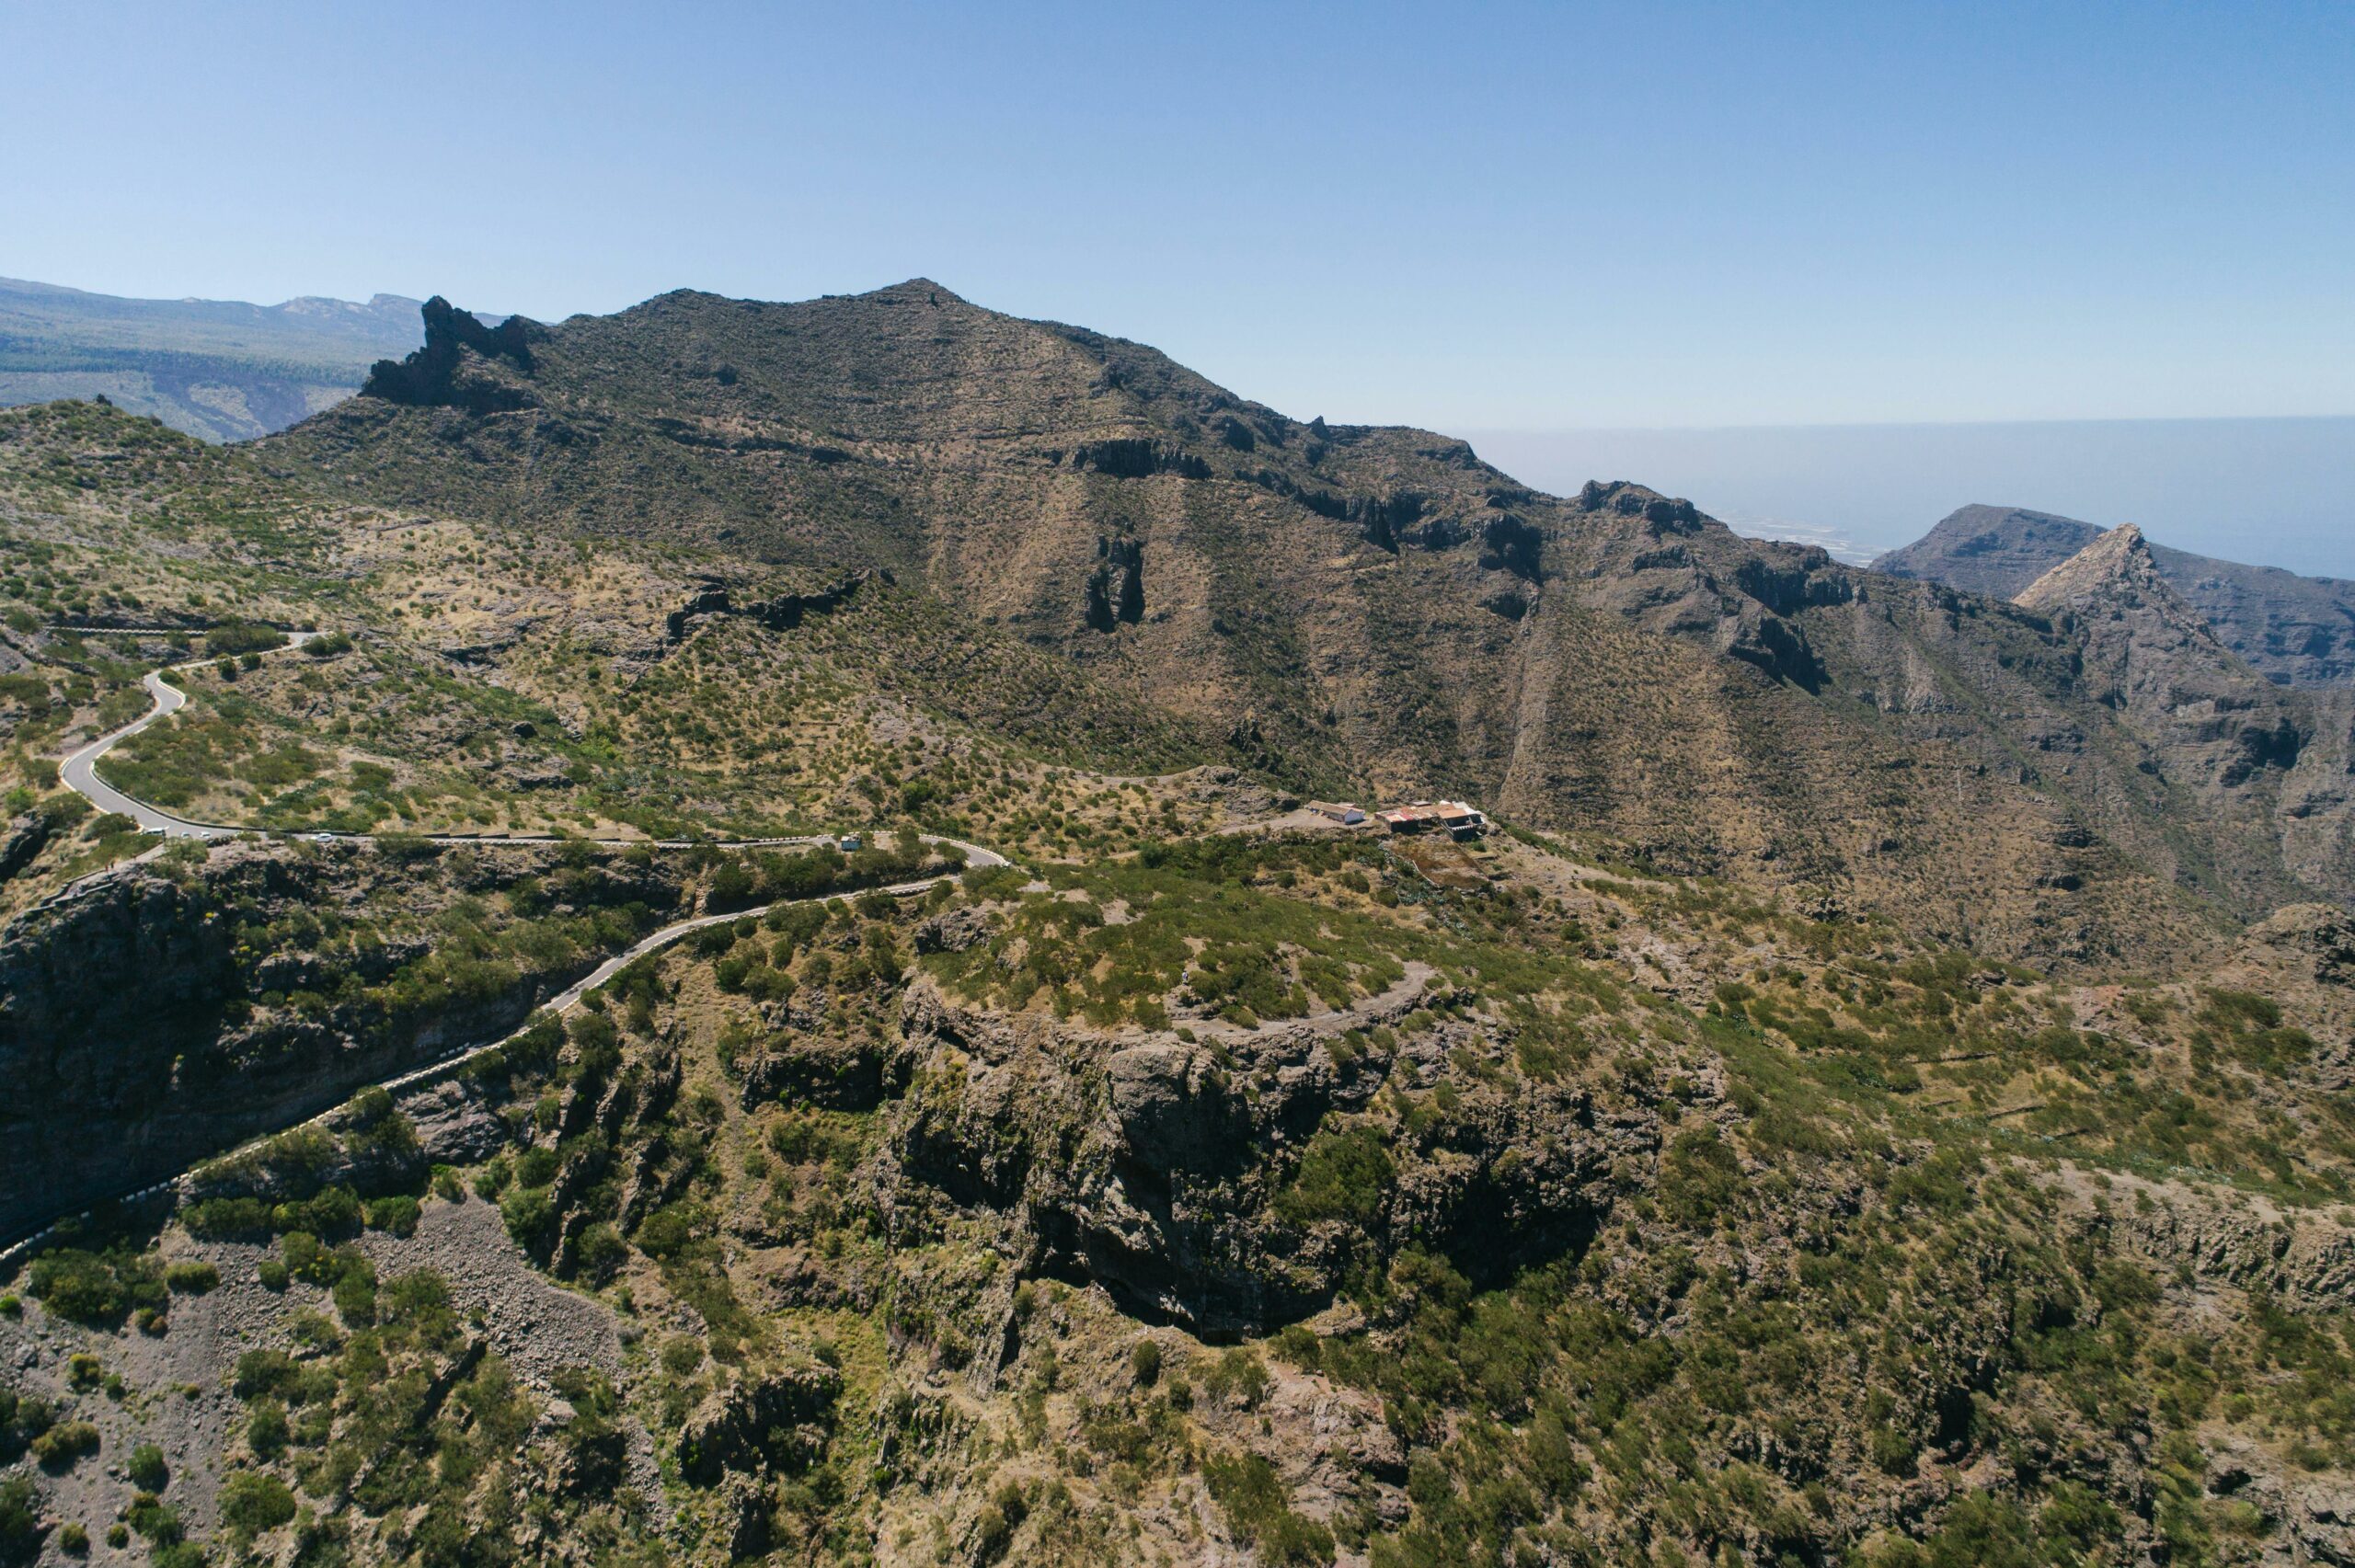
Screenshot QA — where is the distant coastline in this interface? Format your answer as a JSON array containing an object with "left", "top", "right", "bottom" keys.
[{"left": 1468, "top": 415, "right": 2355, "bottom": 580}]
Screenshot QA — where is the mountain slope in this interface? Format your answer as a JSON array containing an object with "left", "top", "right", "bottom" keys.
[
  {"left": 258, "top": 282, "right": 2355, "bottom": 967},
  {"left": 1878, "top": 502, "right": 2355, "bottom": 687},
  {"left": 17, "top": 351, "right": 2355, "bottom": 1566},
  {"left": 0, "top": 276, "right": 423, "bottom": 441},
  {"left": 2014, "top": 524, "right": 2355, "bottom": 912}
]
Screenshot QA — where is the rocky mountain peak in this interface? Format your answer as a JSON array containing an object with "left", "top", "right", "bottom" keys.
[
  {"left": 359, "top": 296, "right": 543, "bottom": 414},
  {"left": 2016, "top": 522, "right": 2174, "bottom": 615},
  {"left": 2015, "top": 523, "right": 2326, "bottom": 807},
  {"left": 1880, "top": 504, "right": 2355, "bottom": 688}
]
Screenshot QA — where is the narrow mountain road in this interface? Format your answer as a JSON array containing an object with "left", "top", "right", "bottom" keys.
[
  {"left": 0, "top": 867, "right": 987, "bottom": 1266},
  {"left": 6, "top": 630, "right": 1013, "bottom": 1265},
  {"left": 58, "top": 633, "right": 319, "bottom": 835},
  {"left": 53, "top": 626, "right": 1007, "bottom": 862}
]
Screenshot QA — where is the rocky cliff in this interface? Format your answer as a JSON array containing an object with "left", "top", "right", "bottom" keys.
[
  {"left": 884, "top": 975, "right": 1637, "bottom": 1340},
  {"left": 0, "top": 841, "right": 694, "bottom": 1241},
  {"left": 1878, "top": 502, "right": 2355, "bottom": 688},
  {"left": 265, "top": 283, "right": 2355, "bottom": 969},
  {"left": 2012, "top": 525, "right": 2354, "bottom": 917}
]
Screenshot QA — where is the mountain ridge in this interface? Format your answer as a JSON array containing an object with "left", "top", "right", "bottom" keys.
[
  {"left": 263, "top": 281, "right": 2355, "bottom": 967},
  {"left": 0, "top": 275, "right": 426, "bottom": 441},
  {"left": 1877, "top": 501, "right": 2355, "bottom": 687}
]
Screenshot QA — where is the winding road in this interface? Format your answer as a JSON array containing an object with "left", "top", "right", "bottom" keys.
[
  {"left": 54, "top": 626, "right": 1011, "bottom": 862},
  {"left": 58, "top": 634, "right": 324, "bottom": 836},
  {"left": 6, "top": 626, "right": 1012, "bottom": 1265}
]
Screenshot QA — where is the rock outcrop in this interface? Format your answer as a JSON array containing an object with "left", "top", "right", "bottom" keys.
[
  {"left": 361, "top": 296, "right": 543, "bottom": 414},
  {"left": 665, "top": 571, "right": 875, "bottom": 641},
  {"left": 678, "top": 1362, "right": 841, "bottom": 1482},
  {"left": 1878, "top": 503, "right": 2355, "bottom": 689},
  {"left": 1084, "top": 535, "right": 1143, "bottom": 631},
  {"left": 883, "top": 977, "right": 1639, "bottom": 1336}
]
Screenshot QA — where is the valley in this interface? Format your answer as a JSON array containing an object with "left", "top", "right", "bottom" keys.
[{"left": 1, "top": 288, "right": 2352, "bottom": 1568}]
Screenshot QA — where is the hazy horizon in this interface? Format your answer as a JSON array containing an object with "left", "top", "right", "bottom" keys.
[
  {"left": 6, "top": 2, "right": 2350, "bottom": 432},
  {"left": 1470, "top": 415, "right": 2355, "bottom": 581}
]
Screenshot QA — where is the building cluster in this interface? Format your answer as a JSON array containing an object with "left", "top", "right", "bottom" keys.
[{"left": 1310, "top": 798, "right": 1488, "bottom": 841}]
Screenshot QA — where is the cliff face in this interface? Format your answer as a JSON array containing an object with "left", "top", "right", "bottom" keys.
[
  {"left": 1878, "top": 503, "right": 2355, "bottom": 688},
  {"left": 262, "top": 284, "right": 2355, "bottom": 966},
  {"left": 885, "top": 976, "right": 1637, "bottom": 1339},
  {"left": 0, "top": 841, "right": 694, "bottom": 1241},
  {"left": 2014, "top": 526, "right": 2355, "bottom": 914}
]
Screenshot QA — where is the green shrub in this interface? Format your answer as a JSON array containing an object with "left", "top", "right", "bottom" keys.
[
  {"left": 204, "top": 621, "right": 288, "bottom": 658},
  {"left": 24, "top": 1248, "right": 165, "bottom": 1327},
  {"left": 128, "top": 1442, "right": 169, "bottom": 1491},
  {"left": 632, "top": 1205, "right": 695, "bottom": 1258},
  {"left": 246, "top": 1401, "right": 289, "bottom": 1459},
  {"left": 1201, "top": 1348, "right": 1272, "bottom": 1411},
  {"left": 1659, "top": 1127, "right": 1744, "bottom": 1227},
  {"left": 271, "top": 1185, "right": 362, "bottom": 1237},
  {"left": 0, "top": 1476, "right": 40, "bottom": 1563},
  {"left": 1278, "top": 1127, "right": 1394, "bottom": 1227},
  {"left": 500, "top": 1183, "right": 555, "bottom": 1246},
  {"left": 218, "top": 1470, "right": 296, "bottom": 1539},
  {"left": 182, "top": 1197, "right": 273, "bottom": 1240},
  {"left": 331, "top": 1258, "right": 377, "bottom": 1326},
  {"left": 575, "top": 1221, "right": 627, "bottom": 1281},
  {"left": 1868, "top": 1425, "right": 1919, "bottom": 1478},
  {"left": 516, "top": 1146, "right": 559, "bottom": 1187},
  {"left": 165, "top": 1261, "right": 219, "bottom": 1295},
  {"left": 502, "top": 1013, "right": 565, "bottom": 1077},
  {"left": 1202, "top": 1448, "right": 1334, "bottom": 1566},
  {"left": 30, "top": 1419, "right": 99, "bottom": 1468},
  {"left": 363, "top": 1194, "right": 420, "bottom": 1235},
  {"left": 973, "top": 1479, "right": 1026, "bottom": 1563}
]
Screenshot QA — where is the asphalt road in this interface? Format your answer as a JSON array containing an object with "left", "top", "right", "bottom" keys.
[
  {"left": 55, "top": 629, "right": 1010, "bottom": 864},
  {"left": 6, "top": 629, "right": 1011, "bottom": 1262},
  {"left": 58, "top": 636, "right": 318, "bottom": 835}
]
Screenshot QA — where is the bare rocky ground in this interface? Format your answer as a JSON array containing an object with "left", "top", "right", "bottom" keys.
[
  {"left": 357, "top": 1196, "right": 663, "bottom": 1514},
  {"left": 1, "top": 1194, "right": 648, "bottom": 1564},
  {"left": 3, "top": 1231, "right": 292, "bottom": 1558}
]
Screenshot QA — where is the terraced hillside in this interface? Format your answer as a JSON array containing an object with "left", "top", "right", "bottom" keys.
[{"left": 1, "top": 283, "right": 2353, "bottom": 1568}]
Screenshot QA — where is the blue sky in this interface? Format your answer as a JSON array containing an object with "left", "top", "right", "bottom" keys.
[{"left": 6, "top": 0, "right": 2349, "bottom": 434}]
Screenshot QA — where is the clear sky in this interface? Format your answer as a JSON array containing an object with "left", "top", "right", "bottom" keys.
[{"left": 5, "top": 0, "right": 2351, "bottom": 433}]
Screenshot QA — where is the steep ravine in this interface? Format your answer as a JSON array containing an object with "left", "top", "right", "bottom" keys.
[{"left": 0, "top": 841, "right": 696, "bottom": 1241}]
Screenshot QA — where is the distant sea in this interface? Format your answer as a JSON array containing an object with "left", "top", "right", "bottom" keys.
[{"left": 1465, "top": 417, "right": 2355, "bottom": 580}]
